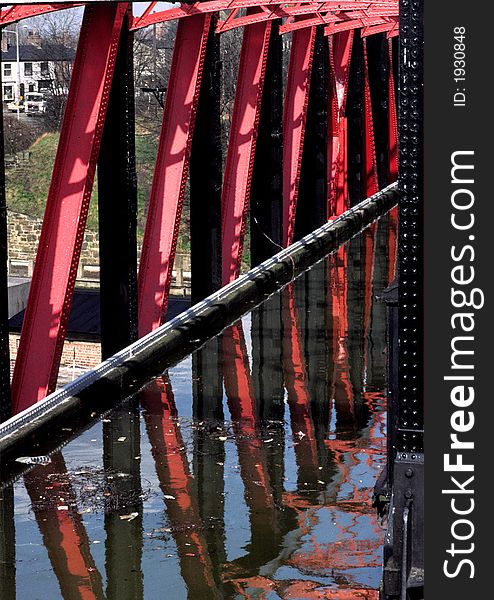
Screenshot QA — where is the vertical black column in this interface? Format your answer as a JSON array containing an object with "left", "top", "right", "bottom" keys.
[
  {"left": 346, "top": 29, "right": 365, "bottom": 207},
  {"left": 0, "top": 40, "right": 10, "bottom": 422},
  {"left": 295, "top": 25, "right": 329, "bottom": 240},
  {"left": 366, "top": 33, "right": 390, "bottom": 189},
  {"left": 250, "top": 20, "right": 283, "bottom": 265},
  {"left": 0, "top": 487, "right": 15, "bottom": 599},
  {"left": 397, "top": 0, "right": 424, "bottom": 469},
  {"left": 190, "top": 17, "right": 222, "bottom": 304},
  {"left": 98, "top": 6, "right": 138, "bottom": 359},
  {"left": 381, "top": 0, "right": 424, "bottom": 597}
]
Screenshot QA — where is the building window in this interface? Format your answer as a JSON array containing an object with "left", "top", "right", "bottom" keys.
[
  {"left": 24, "top": 62, "right": 33, "bottom": 76},
  {"left": 40, "top": 62, "right": 49, "bottom": 76},
  {"left": 4, "top": 63, "right": 11, "bottom": 77},
  {"left": 38, "top": 80, "right": 51, "bottom": 91},
  {"left": 3, "top": 85, "right": 13, "bottom": 101},
  {"left": 28, "top": 84, "right": 35, "bottom": 93}
]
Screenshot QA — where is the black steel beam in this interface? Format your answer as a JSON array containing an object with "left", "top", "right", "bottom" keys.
[
  {"left": 397, "top": 0, "right": 424, "bottom": 458},
  {"left": 190, "top": 16, "right": 222, "bottom": 304},
  {"left": 346, "top": 29, "right": 365, "bottom": 207},
  {"left": 250, "top": 20, "right": 283, "bottom": 265},
  {"left": 98, "top": 7, "right": 138, "bottom": 359},
  {"left": 366, "top": 33, "right": 390, "bottom": 189},
  {"left": 295, "top": 25, "right": 329, "bottom": 239},
  {"left": 381, "top": 0, "right": 424, "bottom": 596},
  {"left": 0, "top": 43, "right": 10, "bottom": 422}
]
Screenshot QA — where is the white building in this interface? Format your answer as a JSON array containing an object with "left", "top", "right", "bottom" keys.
[{"left": 1, "top": 38, "right": 74, "bottom": 103}]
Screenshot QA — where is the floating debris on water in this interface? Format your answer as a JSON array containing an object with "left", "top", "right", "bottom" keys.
[{"left": 119, "top": 512, "right": 139, "bottom": 521}]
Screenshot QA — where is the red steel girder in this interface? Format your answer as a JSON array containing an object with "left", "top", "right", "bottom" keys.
[
  {"left": 0, "top": 3, "right": 83, "bottom": 26},
  {"left": 328, "top": 30, "right": 353, "bottom": 216},
  {"left": 363, "top": 39, "right": 379, "bottom": 197},
  {"left": 221, "top": 17, "right": 271, "bottom": 285},
  {"left": 11, "top": 2, "right": 127, "bottom": 414},
  {"left": 129, "top": 2, "right": 399, "bottom": 38},
  {"left": 138, "top": 14, "right": 211, "bottom": 335},
  {"left": 131, "top": 2, "right": 317, "bottom": 31},
  {"left": 388, "top": 40, "right": 398, "bottom": 181},
  {"left": 282, "top": 22, "right": 316, "bottom": 247},
  {"left": 219, "top": 3, "right": 396, "bottom": 33},
  {"left": 0, "top": 1, "right": 399, "bottom": 38}
]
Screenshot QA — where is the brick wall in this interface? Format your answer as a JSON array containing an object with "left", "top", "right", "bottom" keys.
[{"left": 9, "top": 334, "right": 101, "bottom": 370}]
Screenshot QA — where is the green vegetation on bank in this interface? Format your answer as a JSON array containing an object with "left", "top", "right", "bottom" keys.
[{"left": 5, "top": 131, "right": 161, "bottom": 239}]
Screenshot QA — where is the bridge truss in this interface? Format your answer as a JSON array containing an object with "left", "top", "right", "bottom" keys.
[
  {"left": 0, "top": 0, "right": 399, "bottom": 414},
  {"left": 0, "top": 2, "right": 424, "bottom": 598}
]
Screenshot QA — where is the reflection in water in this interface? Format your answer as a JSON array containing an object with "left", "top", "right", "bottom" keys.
[
  {"left": 23, "top": 453, "right": 105, "bottom": 599},
  {"left": 103, "top": 401, "right": 143, "bottom": 600},
  {"left": 2, "top": 221, "right": 394, "bottom": 599},
  {"left": 0, "top": 485, "right": 15, "bottom": 600}
]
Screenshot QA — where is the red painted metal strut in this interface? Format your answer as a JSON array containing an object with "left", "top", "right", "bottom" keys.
[
  {"left": 138, "top": 14, "right": 211, "bottom": 335},
  {"left": 363, "top": 39, "right": 380, "bottom": 198},
  {"left": 11, "top": 3, "right": 127, "bottom": 414},
  {"left": 221, "top": 18, "right": 271, "bottom": 284},
  {"left": 388, "top": 40, "right": 398, "bottom": 182},
  {"left": 282, "top": 23, "right": 316, "bottom": 247},
  {"left": 328, "top": 30, "right": 353, "bottom": 217}
]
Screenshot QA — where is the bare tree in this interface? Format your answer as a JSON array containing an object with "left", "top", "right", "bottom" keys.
[
  {"left": 133, "top": 21, "right": 176, "bottom": 134},
  {"left": 3, "top": 116, "right": 37, "bottom": 156},
  {"left": 20, "top": 8, "right": 80, "bottom": 131}
]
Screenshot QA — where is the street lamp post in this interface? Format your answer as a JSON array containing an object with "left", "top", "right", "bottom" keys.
[{"left": 4, "top": 23, "right": 21, "bottom": 120}]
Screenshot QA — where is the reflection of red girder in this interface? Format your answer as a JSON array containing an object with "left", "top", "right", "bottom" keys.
[
  {"left": 23, "top": 453, "right": 105, "bottom": 600},
  {"left": 281, "top": 286, "right": 320, "bottom": 471},
  {"left": 141, "top": 377, "right": 220, "bottom": 598},
  {"left": 222, "top": 323, "right": 274, "bottom": 510}
]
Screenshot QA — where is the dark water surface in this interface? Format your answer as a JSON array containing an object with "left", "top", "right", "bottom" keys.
[{"left": 0, "top": 213, "right": 397, "bottom": 600}]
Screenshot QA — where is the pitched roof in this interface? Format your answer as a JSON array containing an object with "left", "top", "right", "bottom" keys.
[
  {"left": 9, "top": 289, "right": 190, "bottom": 341},
  {"left": 1, "top": 43, "right": 75, "bottom": 62}
]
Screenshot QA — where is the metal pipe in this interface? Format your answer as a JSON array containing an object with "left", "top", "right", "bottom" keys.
[{"left": 0, "top": 184, "right": 398, "bottom": 463}]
